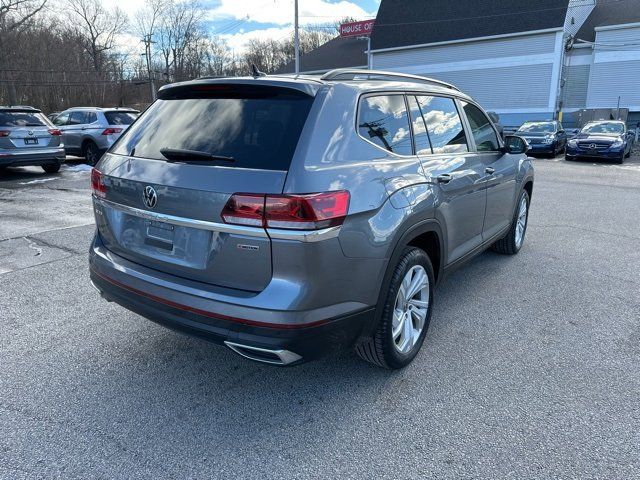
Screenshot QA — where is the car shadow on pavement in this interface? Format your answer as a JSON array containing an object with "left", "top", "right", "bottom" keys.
[{"left": 52, "top": 249, "right": 519, "bottom": 455}]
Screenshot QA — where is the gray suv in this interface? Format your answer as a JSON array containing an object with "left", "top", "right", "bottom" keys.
[
  {"left": 0, "top": 106, "right": 65, "bottom": 173},
  {"left": 53, "top": 107, "right": 138, "bottom": 164},
  {"left": 89, "top": 69, "right": 534, "bottom": 369}
]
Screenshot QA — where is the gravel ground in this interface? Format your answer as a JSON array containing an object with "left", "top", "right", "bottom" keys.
[{"left": 1, "top": 155, "right": 639, "bottom": 479}]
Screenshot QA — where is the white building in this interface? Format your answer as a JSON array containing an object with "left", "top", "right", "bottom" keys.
[{"left": 368, "top": 0, "right": 640, "bottom": 128}]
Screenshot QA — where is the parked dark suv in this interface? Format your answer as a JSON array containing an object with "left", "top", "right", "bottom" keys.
[{"left": 89, "top": 69, "right": 534, "bottom": 369}]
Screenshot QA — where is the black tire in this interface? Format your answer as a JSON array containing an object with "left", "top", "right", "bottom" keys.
[
  {"left": 42, "top": 163, "right": 61, "bottom": 173},
  {"left": 83, "top": 141, "right": 100, "bottom": 165},
  {"left": 624, "top": 150, "right": 631, "bottom": 158},
  {"left": 355, "top": 247, "right": 435, "bottom": 369},
  {"left": 491, "top": 190, "right": 530, "bottom": 255},
  {"left": 615, "top": 156, "right": 624, "bottom": 164}
]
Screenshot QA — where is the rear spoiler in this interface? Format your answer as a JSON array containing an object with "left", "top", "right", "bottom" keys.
[{"left": 158, "top": 78, "right": 320, "bottom": 100}]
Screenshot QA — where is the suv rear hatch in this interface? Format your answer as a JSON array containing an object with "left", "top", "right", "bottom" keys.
[
  {"left": 92, "top": 81, "right": 317, "bottom": 292},
  {"left": 0, "top": 109, "right": 60, "bottom": 151}
]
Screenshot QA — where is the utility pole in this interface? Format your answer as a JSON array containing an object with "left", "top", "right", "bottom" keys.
[
  {"left": 294, "top": 0, "right": 300, "bottom": 74},
  {"left": 142, "top": 34, "right": 157, "bottom": 101}
]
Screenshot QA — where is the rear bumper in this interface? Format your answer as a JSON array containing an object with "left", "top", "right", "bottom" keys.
[
  {"left": 89, "top": 235, "right": 375, "bottom": 364},
  {"left": 0, "top": 148, "right": 66, "bottom": 167}
]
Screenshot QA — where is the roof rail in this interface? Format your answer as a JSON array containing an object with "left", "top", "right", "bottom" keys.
[{"left": 320, "top": 68, "right": 460, "bottom": 92}]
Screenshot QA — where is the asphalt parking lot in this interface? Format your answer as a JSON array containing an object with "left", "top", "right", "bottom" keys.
[{"left": 1, "top": 154, "right": 639, "bottom": 479}]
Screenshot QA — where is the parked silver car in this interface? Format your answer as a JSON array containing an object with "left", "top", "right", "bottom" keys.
[
  {"left": 53, "top": 107, "right": 139, "bottom": 164},
  {"left": 0, "top": 106, "right": 65, "bottom": 173},
  {"left": 89, "top": 69, "right": 534, "bottom": 369}
]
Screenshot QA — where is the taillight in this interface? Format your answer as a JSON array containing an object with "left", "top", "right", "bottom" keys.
[
  {"left": 221, "top": 191, "right": 350, "bottom": 230},
  {"left": 48, "top": 129, "right": 62, "bottom": 136},
  {"left": 0, "top": 130, "right": 10, "bottom": 137},
  {"left": 221, "top": 193, "right": 264, "bottom": 226},
  {"left": 91, "top": 167, "right": 107, "bottom": 197},
  {"left": 102, "top": 128, "right": 123, "bottom": 135}
]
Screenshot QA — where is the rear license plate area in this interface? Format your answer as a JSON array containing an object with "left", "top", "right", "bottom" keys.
[
  {"left": 145, "top": 220, "right": 174, "bottom": 249},
  {"left": 24, "top": 138, "right": 38, "bottom": 145}
]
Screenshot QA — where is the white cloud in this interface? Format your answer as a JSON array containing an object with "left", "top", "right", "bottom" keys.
[
  {"left": 209, "top": 0, "right": 374, "bottom": 26},
  {"left": 219, "top": 26, "right": 293, "bottom": 52}
]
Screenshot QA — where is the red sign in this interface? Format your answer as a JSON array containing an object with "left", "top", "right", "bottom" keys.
[{"left": 339, "top": 19, "right": 375, "bottom": 37}]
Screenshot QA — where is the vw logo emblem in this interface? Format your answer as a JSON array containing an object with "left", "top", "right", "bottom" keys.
[
  {"left": 589, "top": 143, "right": 596, "bottom": 149},
  {"left": 143, "top": 186, "right": 158, "bottom": 209}
]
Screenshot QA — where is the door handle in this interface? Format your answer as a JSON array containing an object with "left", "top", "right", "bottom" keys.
[
  {"left": 436, "top": 173, "right": 452, "bottom": 184},
  {"left": 485, "top": 167, "right": 495, "bottom": 174}
]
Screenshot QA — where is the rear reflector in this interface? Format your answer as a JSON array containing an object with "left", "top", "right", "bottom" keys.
[
  {"left": 102, "top": 128, "right": 123, "bottom": 135},
  {"left": 48, "top": 129, "right": 62, "bottom": 136},
  {"left": 91, "top": 167, "right": 107, "bottom": 197},
  {"left": 221, "top": 191, "right": 350, "bottom": 230},
  {"left": 0, "top": 130, "right": 10, "bottom": 137}
]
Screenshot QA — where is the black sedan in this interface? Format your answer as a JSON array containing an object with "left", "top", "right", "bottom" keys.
[
  {"left": 516, "top": 121, "right": 567, "bottom": 157},
  {"left": 566, "top": 121, "right": 634, "bottom": 164}
]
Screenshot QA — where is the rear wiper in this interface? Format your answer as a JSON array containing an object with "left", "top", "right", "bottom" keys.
[
  {"left": 159, "top": 148, "right": 235, "bottom": 163},
  {"left": 25, "top": 123, "right": 45, "bottom": 127}
]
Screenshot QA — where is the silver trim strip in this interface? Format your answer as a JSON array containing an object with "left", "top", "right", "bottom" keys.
[
  {"left": 224, "top": 341, "right": 302, "bottom": 365},
  {"left": 94, "top": 197, "right": 268, "bottom": 238},
  {"left": 267, "top": 226, "right": 341, "bottom": 243},
  {"left": 95, "top": 197, "right": 341, "bottom": 242}
]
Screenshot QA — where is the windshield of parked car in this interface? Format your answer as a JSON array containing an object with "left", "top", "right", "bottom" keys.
[
  {"left": 581, "top": 122, "right": 624, "bottom": 135},
  {"left": 0, "top": 111, "right": 48, "bottom": 127},
  {"left": 111, "top": 85, "right": 314, "bottom": 171},
  {"left": 517, "top": 122, "right": 555, "bottom": 134},
  {"left": 104, "top": 111, "right": 138, "bottom": 125}
]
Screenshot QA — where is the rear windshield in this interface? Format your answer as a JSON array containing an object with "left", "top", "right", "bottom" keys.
[
  {"left": 104, "top": 111, "right": 137, "bottom": 125},
  {"left": 112, "top": 85, "right": 314, "bottom": 170},
  {"left": 0, "top": 111, "right": 47, "bottom": 127}
]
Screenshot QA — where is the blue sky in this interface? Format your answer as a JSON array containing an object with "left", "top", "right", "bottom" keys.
[
  {"left": 105, "top": 0, "right": 380, "bottom": 53},
  {"left": 201, "top": 0, "right": 380, "bottom": 51}
]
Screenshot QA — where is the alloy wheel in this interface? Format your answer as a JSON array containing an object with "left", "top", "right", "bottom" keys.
[
  {"left": 515, "top": 195, "right": 528, "bottom": 248},
  {"left": 392, "top": 265, "right": 429, "bottom": 354}
]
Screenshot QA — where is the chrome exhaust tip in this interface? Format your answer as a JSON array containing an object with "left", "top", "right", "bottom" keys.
[
  {"left": 90, "top": 280, "right": 112, "bottom": 302},
  {"left": 224, "top": 341, "right": 302, "bottom": 366}
]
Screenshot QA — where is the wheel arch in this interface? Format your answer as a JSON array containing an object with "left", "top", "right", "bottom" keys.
[{"left": 360, "top": 219, "right": 446, "bottom": 340}]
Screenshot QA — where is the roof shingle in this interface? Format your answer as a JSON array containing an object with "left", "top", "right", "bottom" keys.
[{"left": 371, "top": 0, "right": 570, "bottom": 51}]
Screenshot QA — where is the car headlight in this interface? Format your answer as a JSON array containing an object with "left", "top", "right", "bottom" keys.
[
  {"left": 542, "top": 136, "right": 554, "bottom": 144},
  {"left": 611, "top": 138, "right": 624, "bottom": 148},
  {"left": 568, "top": 139, "right": 578, "bottom": 147}
]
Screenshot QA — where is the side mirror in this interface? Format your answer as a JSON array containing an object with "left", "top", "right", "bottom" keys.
[
  {"left": 558, "top": 129, "right": 565, "bottom": 135},
  {"left": 504, "top": 135, "right": 530, "bottom": 155}
]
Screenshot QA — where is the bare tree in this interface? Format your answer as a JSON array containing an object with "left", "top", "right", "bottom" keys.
[
  {"left": 0, "top": 0, "right": 47, "bottom": 32},
  {"left": 66, "top": 0, "right": 128, "bottom": 73}
]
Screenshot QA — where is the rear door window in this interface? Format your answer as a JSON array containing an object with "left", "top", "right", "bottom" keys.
[
  {"left": 358, "top": 94, "right": 412, "bottom": 156},
  {"left": 0, "top": 111, "right": 47, "bottom": 127},
  {"left": 461, "top": 101, "right": 500, "bottom": 152},
  {"left": 415, "top": 96, "right": 468, "bottom": 154},
  {"left": 112, "top": 85, "right": 314, "bottom": 171}
]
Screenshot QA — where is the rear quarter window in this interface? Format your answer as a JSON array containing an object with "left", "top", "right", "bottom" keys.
[
  {"left": 112, "top": 85, "right": 314, "bottom": 171},
  {"left": 357, "top": 94, "right": 412, "bottom": 156},
  {"left": 105, "top": 112, "right": 137, "bottom": 125}
]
